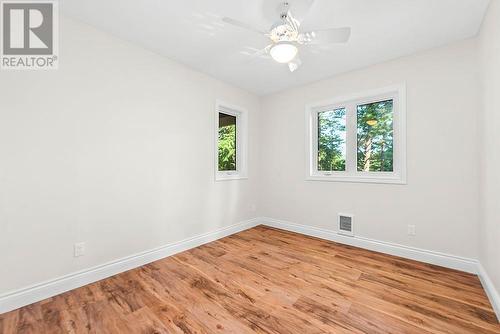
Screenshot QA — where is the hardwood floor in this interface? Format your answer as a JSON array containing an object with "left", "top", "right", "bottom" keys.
[{"left": 1, "top": 225, "right": 499, "bottom": 334}]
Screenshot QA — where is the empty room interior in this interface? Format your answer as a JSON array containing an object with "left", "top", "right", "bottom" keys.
[{"left": 1, "top": 0, "right": 500, "bottom": 333}]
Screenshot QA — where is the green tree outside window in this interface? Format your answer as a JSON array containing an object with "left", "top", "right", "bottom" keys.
[
  {"left": 218, "top": 113, "right": 237, "bottom": 171},
  {"left": 357, "top": 100, "right": 394, "bottom": 172},
  {"left": 318, "top": 108, "right": 346, "bottom": 171}
]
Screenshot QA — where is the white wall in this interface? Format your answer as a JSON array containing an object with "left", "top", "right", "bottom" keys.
[
  {"left": 260, "top": 39, "right": 481, "bottom": 258},
  {"left": 479, "top": 0, "right": 500, "bottom": 298},
  {"left": 0, "top": 18, "right": 261, "bottom": 294}
]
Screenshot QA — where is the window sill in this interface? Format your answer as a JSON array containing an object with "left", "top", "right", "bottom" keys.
[
  {"left": 215, "top": 173, "right": 248, "bottom": 181},
  {"left": 306, "top": 174, "right": 406, "bottom": 185}
]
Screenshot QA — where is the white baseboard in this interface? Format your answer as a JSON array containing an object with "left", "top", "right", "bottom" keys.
[
  {"left": 260, "top": 217, "right": 479, "bottom": 274},
  {"left": 478, "top": 263, "right": 500, "bottom": 320},
  {"left": 0, "top": 218, "right": 260, "bottom": 314},
  {"left": 2, "top": 216, "right": 498, "bottom": 322}
]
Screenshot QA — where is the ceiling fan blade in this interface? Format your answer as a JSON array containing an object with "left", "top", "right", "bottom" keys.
[
  {"left": 288, "top": 57, "right": 302, "bottom": 72},
  {"left": 251, "top": 44, "right": 273, "bottom": 58},
  {"left": 285, "top": 10, "right": 300, "bottom": 32},
  {"left": 300, "top": 27, "right": 351, "bottom": 45},
  {"left": 222, "top": 17, "right": 266, "bottom": 35},
  {"left": 241, "top": 45, "right": 273, "bottom": 64}
]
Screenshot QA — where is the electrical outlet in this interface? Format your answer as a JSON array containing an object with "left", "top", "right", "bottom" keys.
[
  {"left": 407, "top": 225, "right": 416, "bottom": 236},
  {"left": 74, "top": 242, "right": 85, "bottom": 257}
]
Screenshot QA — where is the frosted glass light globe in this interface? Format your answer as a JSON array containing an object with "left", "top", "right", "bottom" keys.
[{"left": 270, "top": 43, "right": 298, "bottom": 63}]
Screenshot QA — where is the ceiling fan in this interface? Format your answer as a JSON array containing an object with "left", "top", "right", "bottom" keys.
[{"left": 222, "top": 1, "right": 351, "bottom": 72}]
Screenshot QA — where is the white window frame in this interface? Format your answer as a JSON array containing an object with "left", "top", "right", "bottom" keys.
[
  {"left": 305, "top": 84, "right": 407, "bottom": 184},
  {"left": 215, "top": 100, "right": 248, "bottom": 181}
]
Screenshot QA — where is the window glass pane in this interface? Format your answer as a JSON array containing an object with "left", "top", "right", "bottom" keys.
[
  {"left": 317, "top": 108, "right": 346, "bottom": 171},
  {"left": 357, "top": 100, "right": 394, "bottom": 172},
  {"left": 218, "top": 113, "right": 237, "bottom": 171}
]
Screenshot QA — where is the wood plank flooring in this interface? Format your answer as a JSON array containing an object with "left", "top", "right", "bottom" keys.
[{"left": 1, "top": 225, "right": 499, "bottom": 333}]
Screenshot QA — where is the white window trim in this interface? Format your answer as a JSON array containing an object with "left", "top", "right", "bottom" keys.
[
  {"left": 305, "top": 84, "right": 407, "bottom": 184},
  {"left": 215, "top": 100, "right": 248, "bottom": 181}
]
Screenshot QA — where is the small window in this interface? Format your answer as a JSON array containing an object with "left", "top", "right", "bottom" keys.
[
  {"left": 218, "top": 113, "right": 237, "bottom": 171},
  {"left": 215, "top": 101, "right": 247, "bottom": 180},
  {"left": 306, "top": 85, "right": 406, "bottom": 184}
]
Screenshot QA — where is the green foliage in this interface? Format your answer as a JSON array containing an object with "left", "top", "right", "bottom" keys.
[
  {"left": 318, "top": 108, "right": 346, "bottom": 171},
  {"left": 357, "top": 100, "right": 393, "bottom": 172},
  {"left": 218, "top": 124, "right": 236, "bottom": 171}
]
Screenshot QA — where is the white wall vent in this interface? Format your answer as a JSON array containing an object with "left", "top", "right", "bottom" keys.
[{"left": 338, "top": 213, "right": 354, "bottom": 236}]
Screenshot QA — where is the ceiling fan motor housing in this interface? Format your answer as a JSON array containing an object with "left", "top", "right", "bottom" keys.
[{"left": 270, "top": 23, "right": 299, "bottom": 43}]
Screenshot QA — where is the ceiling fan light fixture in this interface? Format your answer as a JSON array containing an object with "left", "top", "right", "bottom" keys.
[{"left": 270, "top": 42, "right": 298, "bottom": 63}]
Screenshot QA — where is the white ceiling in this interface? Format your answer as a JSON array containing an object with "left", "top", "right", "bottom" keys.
[{"left": 61, "top": 0, "right": 490, "bottom": 95}]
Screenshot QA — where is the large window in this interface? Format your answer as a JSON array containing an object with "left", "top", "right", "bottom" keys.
[
  {"left": 357, "top": 100, "right": 394, "bottom": 172},
  {"left": 317, "top": 108, "right": 347, "bottom": 172},
  {"left": 215, "top": 101, "right": 247, "bottom": 180},
  {"left": 306, "top": 85, "right": 406, "bottom": 184}
]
